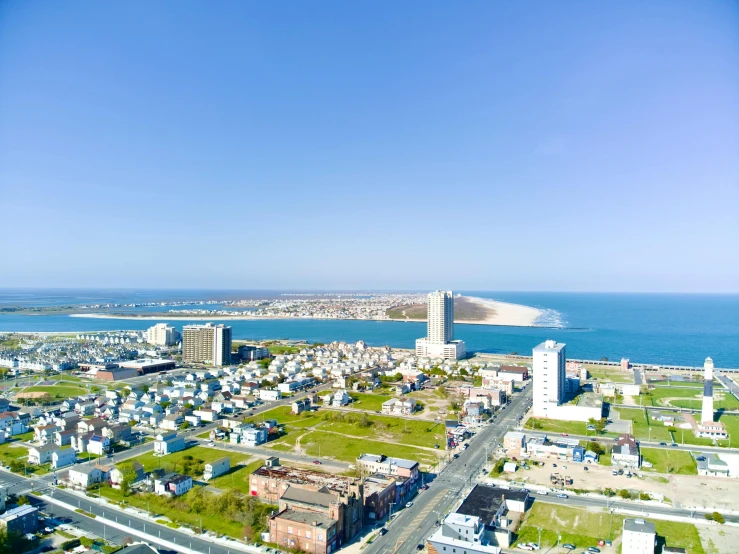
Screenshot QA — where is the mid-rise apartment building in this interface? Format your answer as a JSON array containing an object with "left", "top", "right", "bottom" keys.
[
  {"left": 147, "top": 323, "right": 180, "bottom": 346},
  {"left": 532, "top": 340, "right": 566, "bottom": 418}
]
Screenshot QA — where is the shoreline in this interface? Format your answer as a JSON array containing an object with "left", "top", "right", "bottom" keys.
[{"left": 66, "top": 296, "right": 544, "bottom": 327}]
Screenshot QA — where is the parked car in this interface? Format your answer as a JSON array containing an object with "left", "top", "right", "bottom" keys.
[
  {"left": 406, "top": 502, "right": 414, "bottom": 508},
  {"left": 416, "top": 545, "right": 424, "bottom": 551},
  {"left": 659, "top": 442, "right": 667, "bottom": 446},
  {"left": 561, "top": 433, "right": 569, "bottom": 436},
  {"left": 588, "top": 548, "right": 601, "bottom": 553},
  {"left": 313, "top": 460, "right": 322, "bottom": 465},
  {"left": 379, "top": 528, "right": 387, "bottom": 536},
  {"left": 562, "top": 544, "right": 576, "bottom": 551}
]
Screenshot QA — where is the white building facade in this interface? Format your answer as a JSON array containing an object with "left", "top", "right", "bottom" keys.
[
  {"left": 147, "top": 323, "right": 180, "bottom": 347},
  {"left": 415, "top": 290, "right": 465, "bottom": 360},
  {"left": 532, "top": 340, "right": 566, "bottom": 418}
]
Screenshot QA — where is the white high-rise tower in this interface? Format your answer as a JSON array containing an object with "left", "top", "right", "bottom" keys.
[
  {"left": 532, "top": 340, "right": 567, "bottom": 418},
  {"left": 415, "top": 290, "right": 465, "bottom": 360},
  {"left": 701, "top": 357, "right": 715, "bottom": 423}
]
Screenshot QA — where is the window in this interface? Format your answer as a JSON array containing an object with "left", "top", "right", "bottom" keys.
[
  {"left": 318, "top": 534, "right": 324, "bottom": 542},
  {"left": 288, "top": 526, "right": 293, "bottom": 535},
  {"left": 306, "top": 531, "right": 311, "bottom": 539}
]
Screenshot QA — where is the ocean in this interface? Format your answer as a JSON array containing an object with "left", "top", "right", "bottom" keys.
[{"left": 0, "top": 289, "right": 737, "bottom": 368}]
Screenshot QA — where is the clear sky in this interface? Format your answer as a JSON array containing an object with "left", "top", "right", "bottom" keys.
[{"left": 1, "top": 1, "right": 737, "bottom": 292}]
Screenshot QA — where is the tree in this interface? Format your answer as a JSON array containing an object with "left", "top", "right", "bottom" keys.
[
  {"left": 17, "top": 495, "right": 29, "bottom": 505},
  {"left": 587, "top": 441, "right": 604, "bottom": 455},
  {"left": 179, "top": 422, "right": 191, "bottom": 431},
  {"left": 713, "top": 512, "right": 725, "bottom": 524},
  {"left": 160, "top": 401, "right": 171, "bottom": 411},
  {"left": 358, "top": 413, "right": 372, "bottom": 429},
  {"left": 595, "top": 418, "right": 608, "bottom": 433},
  {"left": 459, "top": 368, "right": 469, "bottom": 377},
  {"left": 120, "top": 478, "right": 131, "bottom": 496},
  {"left": 639, "top": 492, "right": 650, "bottom": 501},
  {"left": 618, "top": 489, "right": 632, "bottom": 499},
  {"left": 603, "top": 488, "right": 616, "bottom": 497}
]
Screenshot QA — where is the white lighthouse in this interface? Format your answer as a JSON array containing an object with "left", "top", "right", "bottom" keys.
[{"left": 701, "top": 357, "right": 715, "bottom": 423}]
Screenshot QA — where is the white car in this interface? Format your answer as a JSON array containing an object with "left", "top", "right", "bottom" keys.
[{"left": 406, "top": 502, "right": 413, "bottom": 508}]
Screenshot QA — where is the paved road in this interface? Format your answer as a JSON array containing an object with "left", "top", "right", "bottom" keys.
[
  {"left": 363, "top": 386, "right": 534, "bottom": 554},
  {"left": 0, "top": 470, "right": 250, "bottom": 554},
  {"left": 545, "top": 432, "right": 739, "bottom": 454}
]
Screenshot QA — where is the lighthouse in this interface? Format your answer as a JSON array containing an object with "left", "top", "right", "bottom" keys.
[{"left": 701, "top": 357, "right": 715, "bottom": 423}]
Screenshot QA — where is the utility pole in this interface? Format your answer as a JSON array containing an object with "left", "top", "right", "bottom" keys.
[{"left": 537, "top": 527, "right": 542, "bottom": 549}]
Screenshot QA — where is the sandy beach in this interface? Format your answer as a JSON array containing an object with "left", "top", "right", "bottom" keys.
[{"left": 456, "top": 297, "right": 543, "bottom": 327}]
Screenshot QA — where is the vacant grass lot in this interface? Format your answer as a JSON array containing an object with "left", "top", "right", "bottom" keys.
[
  {"left": 135, "top": 445, "right": 249, "bottom": 475},
  {"left": 647, "top": 386, "right": 739, "bottom": 410},
  {"left": 347, "top": 393, "right": 393, "bottom": 412},
  {"left": 716, "top": 415, "right": 739, "bottom": 447},
  {"left": 525, "top": 418, "right": 587, "bottom": 436},
  {"left": 640, "top": 447, "right": 697, "bottom": 475},
  {"left": 616, "top": 408, "right": 672, "bottom": 442},
  {"left": 585, "top": 367, "right": 634, "bottom": 383},
  {"left": 207, "top": 458, "right": 263, "bottom": 494},
  {"left": 22, "top": 385, "right": 88, "bottom": 399},
  {"left": 516, "top": 503, "right": 704, "bottom": 553},
  {"left": 317, "top": 414, "right": 444, "bottom": 449},
  {"left": 300, "top": 431, "right": 440, "bottom": 467},
  {"left": 244, "top": 406, "right": 324, "bottom": 428}
]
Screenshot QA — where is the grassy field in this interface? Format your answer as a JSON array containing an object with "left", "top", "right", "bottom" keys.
[
  {"left": 716, "top": 415, "right": 739, "bottom": 447},
  {"left": 134, "top": 445, "right": 250, "bottom": 475},
  {"left": 244, "top": 406, "right": 324, "bottom": 428},
  {"left": 516, "top": 503, "right": 704, "bottom": 553},
  {"left": 585, "top": 366, "right": 634, "bottom": 383},
  {"left": 647, "top": 386, "right": 739, "bottom": 410},
  {"left": 347, "top": 392, "right": 393, "bottom": 412},
  {"left": 0, "top": 441, "right": 29, "bottom": 464},
  {"left": 524, "top": 418, "right": 587, "bottom": 435},
  {"left": 207, "top": 458, "right": 263, "bottom": 494},
  {"left": 300, "top": 430, "right": 441, "bottom": 467},
  {"left": 317, "top": 413, "right": 445, "bottom": 449},
  {"left": 22, "top": 385, "right": 88, "bottom": 399},
  {"left": 616, "top": 408, "right": 672, "bottom": 442},
  {"left": 640, "top": 447, "right": 697, "bottom": 475}
]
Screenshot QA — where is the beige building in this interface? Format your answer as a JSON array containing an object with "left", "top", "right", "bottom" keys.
[
  {"left": 622, "top": 518, "right": 655, "bottom": 554},
  {"left": 182, "top": 323, "right": 232, "bottom": 366},
  {"left": 415, "top": 290, "right": 465, "bottom": 360},
  {"left": 147, "top": 323, "right": 180, "bottom": 346}
]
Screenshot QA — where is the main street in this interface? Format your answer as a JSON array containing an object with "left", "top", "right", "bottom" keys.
[{"left": 363, "top": 385, "right": 534, "bottom": 554}]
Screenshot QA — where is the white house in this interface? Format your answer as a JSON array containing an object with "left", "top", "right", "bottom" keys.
[
  {"left": 154, "top": 432, "right": 185, "bottom": 456},
  {"left": 52, "top": 448, "right": 77, "bottom": 469},
  {"left": 154, "top": 473, "right": 192, "bottom": 496},
  {"left": 68, "top": 464, "right": 111, "bottom": 488}
]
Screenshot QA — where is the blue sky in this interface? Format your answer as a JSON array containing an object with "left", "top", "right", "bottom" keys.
[{"left": 1, "top": 1, "right": 737, "bottom": 292}]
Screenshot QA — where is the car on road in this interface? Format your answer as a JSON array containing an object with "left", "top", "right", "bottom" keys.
[
  {"left": 671, "top": 443, "right": 678, "bottom": 447},
  {"left": 587, "top": 548, "right": 601, "bottom": 553},
  {"left": 379, "top": 528, "right": 387, "bottom": 536},
  {"left": 561, "top": 544, "right": 576, "bottom": 551},
  {"left": 659, "top": 442, "right": 667, "bottom": 446},
  {"left": 561, "top": 433, "right": 569, "bottom": 436},
  {"left": 313, "top": 460, "right": 322, "bottom": 465},
  {"left": 44, "top": 527, "right": 53, "bottom": 533},
  {"left": 518, "top": 545, "right": 534, "bottom": 552},
  {"left": 552, "top": 463, "right": 557, "bottom": 467},
  {"left": 406, "top": 502, "right": 414, "bottom": 508},
  {"left": 416, "top": 545, "right": 424, "bottom": 551},
  {"left": 583, "top": 466, "right": 589, "bottom": 471},
  {"left": 556, "top": 493, "right": 568, "bottom": 499},
  {"left": 421, "top": 484, "right": 429, "bottom": 490}
]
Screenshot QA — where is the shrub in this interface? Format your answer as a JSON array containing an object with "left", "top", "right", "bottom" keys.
[{"left": 61, "top": 539, "right": 81, "bottom": 550}]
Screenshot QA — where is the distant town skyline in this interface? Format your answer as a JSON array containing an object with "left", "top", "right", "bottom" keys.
[{"left": 1, "top": 1, "right": 737, "bottom": 292}]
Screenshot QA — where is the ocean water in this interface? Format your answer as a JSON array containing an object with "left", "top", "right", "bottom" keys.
[{"left": 0, "top": 290, "right": 737, "bottom": 368}]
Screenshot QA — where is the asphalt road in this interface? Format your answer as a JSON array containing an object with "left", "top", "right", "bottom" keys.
[{"left": 363, "top": 386, "right": 534, "bottom": 554}]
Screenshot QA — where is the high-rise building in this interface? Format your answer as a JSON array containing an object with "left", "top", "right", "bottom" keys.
[
  {"left": 701, "top": 357, "right": 715, "bottom": 423},
  {"left": 146, "top": 323, "right": 180, "bottom": 347},
  {"left": 415, "top": 290, "right": 465, "bottom": 360},
  {"left": 182, "top": 323, "right": 232, "bottom": 366},
  {"left": 532, "top": 340, "right": 566, "bottom": 418}
]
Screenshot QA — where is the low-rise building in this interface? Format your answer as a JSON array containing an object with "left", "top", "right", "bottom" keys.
[
  {"left": 154, "top": 473, "right": 193, "bottom": 496},
  {"left": 154, "top": 432, "right": 185, "bottom": 456},
  {"left": 356, "top": 454, "right": 419, "bottom": 483},
  {"left": 0, "top": 505, "right": 38, "bottom": 535},
  {"left": 612, "top": 434, "right": 641, "bottom": 470},
  {"left": 363, "top": 474, "right": 396, "bottom": 521},
  {"left": 68, "top": 464, "right": 111, "bottom": 488},
  {"left": 204, "top": 457, "right": 230, "bottom": 481},
  {"left": 269, "top": 508, "right": 339, "bottom": 554},
  {"left": 622, "top": 518, "right": 656, "bottom": 554},
  {"left": 52, "top": 448, "right": 77, "bottom": 469},
  {"left": 381, "top": 398, "right": 417, "bottom": 416}
]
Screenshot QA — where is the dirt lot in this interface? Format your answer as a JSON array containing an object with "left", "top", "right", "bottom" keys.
[
  {"left": 698, "top": 522, "right": 739, "bottom": 554},
  {"left": 409, "top": 388, "right": 452, "bottom": 420},
  {"left": 498, "top": 456, "right": 739, "bottom": 512}
]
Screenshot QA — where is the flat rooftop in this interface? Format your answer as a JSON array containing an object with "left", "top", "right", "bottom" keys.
[
  {"left": 252, "top": 465, "right": 355, "bottom": 494},
  {"left": 456, "top": 484, "right": 528, "bottom": 522}
]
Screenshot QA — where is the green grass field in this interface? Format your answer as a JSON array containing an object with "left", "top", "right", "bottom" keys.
[
  {"left": 317, "top": 414, "right": 445, "bottom": 449},
  {"left": 207, "top": 458, "right": 263, "bottom": 494},
  {"left": 640, "top": 447, "right": 697, "bottom": 475},
  {"left": 516, "top": 503, "right": 704, "bottom": 553},
  {"left": 524, "top": 418, "right": 587, "bottom": 435},
  {"left": 647, "top": 386, "right": 739, "bottom": 410},
  {"left": 135, "top": 445, "right": 250, "bottom": 475},
  {"left": 716, "top": 415, "right": 739, "bottom": 447},
  {"left": 300, "top": 431, "right": 441, "bottom": 467},
  {"left": 616, "top": 408, "right": 672, "bottom": 442},
  {"left": 22, "top": 385, "right": 88, "bottom": 399},
  {"left": 347, "top": 392, "right": 393, "bottom": 412},
  {"left": 244, "top": 406, "right": 324, "bottom": 428},
  {"left": 585, "top": 366, "right": 634, "bottom": 383}
]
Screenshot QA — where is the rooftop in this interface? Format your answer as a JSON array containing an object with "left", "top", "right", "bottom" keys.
[
  {"left": 456, "top": 484, "right": 528, "bottom": 522},
  {"left": 273, "top": 508, "right": 336, "bottom": 528},
  {"left": 427, "top": 526, "right": 501, "bottom": 554},
  {"left": 253, "top": 465, "right": 355, "bottom": 494},
  {"left": 623, "top": 518, "right": 656, "bottom": 534},
  {"left": 281, "top": 485, "right": 337, "bottom": 508}
]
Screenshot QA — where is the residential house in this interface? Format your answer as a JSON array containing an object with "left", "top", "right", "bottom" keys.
[
  {"left": 68, "top": 464, "right": 111, "bottom": 488},
  {"left": 28, "top": 443, "right": 59, "bottom": 465},
  {"left": 203, "top": 457, "right": 230, "bottom": 481},
  {"left": 612, "top": 434, "right": 641, "bottom": 470},
  {"left": 243, "top": 427, "right": 268, "bottom": 447},
  {"left": 154, "top": 473, "right": 192, "bottom": 496},
  {"left": 54, "top": 429, "right": 76, "bottom": 447},
  {"left": 110, "top": 461, "right": 145, "bottom": 488},
  {"left": 52, "top": 448, "right": 77, "bottom": 469},
  {"left": 381, "top": 398, "right": 417, "bottom": 416},
  {"left": 159, "top": 413, "right": 184, "bottom": 431},
  {"left": 34, "top": 424, "right": 58, "bottom": 444},
  {"left": 0, "top": 411, "right": 29, "bottom": 436},
  {"left": 77, "top": 418, "right": 106, "bottom": 436},
  {"left": 154, "top": 432, "right": 185, "bottom": 455},
  {"left": 87, "top": 435, "right": 111, "bottom": 456}
]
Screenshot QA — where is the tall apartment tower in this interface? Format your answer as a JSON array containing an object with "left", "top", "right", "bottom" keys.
[
  {"left": 427, "top": 290, "right": 455, "bottom": 344},
  {"left": 182, "top": 323, "right": 232, "bottom": 366},
  {"left": 701, "top": 357, "right": 715, "bottom": 423},
  {"left": 146, "top": 323, "right": 180, "bottom": 346},
  {"left": 415, "top": 290, "right": 465, "bottom": 360},
  {"left": 532, "top": 340, "right": 567, "bottom": 418}
]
